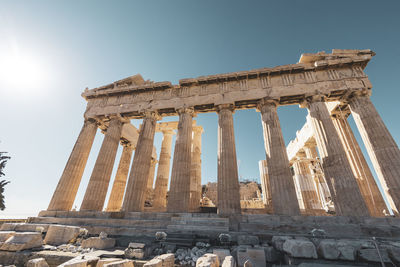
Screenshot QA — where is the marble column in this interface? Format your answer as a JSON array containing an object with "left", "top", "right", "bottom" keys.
[
  {"left": 306, "top": 96, "right": 368, "bottom": 216},
  {"left": 48, "top": 119, "right": 98, "bottom": 211},
  {"left": 258, "top": 99, "right": 300, "bottom": 215},
  {"left": 147, "top": 158, "right": 157, "bottom": 190},
  {"left": 81, "top": 117, "right": 125, "bottom": 211},
  {"left": 105, "top": 142, "right": 133, "bottom": 212},
  {"left": 217, "top": 104, "right": 241, "bottom": 215},
  {"left": 303, "top": 144, "right": 332, "bottom": 208},
  {"left": 167, "top": 108, "right": 194, "bottom": 212},
  {"left": 258, "top": 160, "right": 272, "bottom": 207},
  {"left": 123, "top": 112, "right": 159, "bottom": 212},
  {"left": 189, "top": 126, "right": 204, "bottom": 212},
  {"left": 153, "top": 130, "right": 174, "bottom": 210},
  {"left": 292, "top": 155, "right": 322, "bottom": 214},
  {"left": 331, "top": 113, "right": 388, "bottom": 217},
  {"left": 348, "top": 91, "right": 400, "bottom": 215}
]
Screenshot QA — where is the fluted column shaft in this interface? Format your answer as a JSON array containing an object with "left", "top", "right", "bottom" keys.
[
  {"left": 106, "top": 143, "right": 133, "bottom": 212},
  {"left": 167, "top": 108, "right": 194, "bottom": 212},
  {"left": 258, "top": 160, "right": 272, "bottom": 206},
  {"left": 153, "top": 130, "right": 174, "bottom": 209},
  {"left": 189, "top": 126, "right": 203, "bottom": 212},
  {"left": 217, "top": 104, "right": 241, "bottom": 215},
  {"left": 259, "top": 99, "right": 300, "bottom": 215},
  {"left": 147, "top": 159, "right": 157, "bottom": 190},
  {"left": 348, "top": 92, "right": 400, "bottom": 215},
  {"left": 48, "top": 119, "right": 97, "bottom": 211},
  {"left": 123, "top": 112, "right": 159, "bottom": 212},
  {"left": 332, "top": 113, "right": 388, "bottom": 217},
  {"left": 307, "top": 97, "right": 368, "bottom": 216},
  {"left": 303, "top": 145, "right": 332, "bottom": 207},
  {"left": 81, "top": 117, "right": 124, "bottom": 211},
  {"left": 292, "top": 158, "right": 322, "bottom": 213}
]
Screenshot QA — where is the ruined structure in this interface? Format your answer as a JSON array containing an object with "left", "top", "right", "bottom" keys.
[{"left": 44, "top": 49, "right": 400, "bottom": 221}]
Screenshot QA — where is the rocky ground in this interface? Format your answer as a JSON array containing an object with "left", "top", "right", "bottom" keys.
[{"left": 1, "top": 222, "right": 400, "bottom": 267}]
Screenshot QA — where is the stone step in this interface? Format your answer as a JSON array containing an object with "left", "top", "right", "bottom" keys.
[
  {"left": 30, "top": 217, "right": 169, "bottom": 229},
  {"left": 0, "top": 223, "right": 50, "bottom": 232},
  {"left": 166, "top": 224, "right": 229, "bottom": 232},
  {"left": 170, "top": 217, "right": 229, "bottom": 226}
]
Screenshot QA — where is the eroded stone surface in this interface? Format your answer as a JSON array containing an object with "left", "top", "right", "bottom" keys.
[
  {"left": 44, "top": 225, "right": 82, "bottom": 245},
  {"left": 196, "top": 253, "right": 220, "bottom": 267},
  {"left": 81, "top": 237, "right": 116, "bottom": 249},
  {"left": 27, "top": 258, "right": 49, "bottom": 267},
  {"left": 0, "top": 232, "right": 43, "bottom": 251},
  {"left": 282, "top": 239, "right": 317, "bottom": 259}
]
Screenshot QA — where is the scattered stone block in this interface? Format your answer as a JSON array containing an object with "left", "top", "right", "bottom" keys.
[
  {"left": 128, "top": 242, "right": 146, "bottom": 249},
  {"left": 155, "top": 232, "right": 167, "bottom": 241},
  {"left": 282, "top": 239, "right": 317, "bottom": 259},
  {"left": 335, "top": 240, "right": 356, "bottom": 261},
  {"left": 59, "top": 255, "right": 99, "bottom": 267},
  {"left": 155, "top": 253, "right": 174, "bottom": 267},
  {"left": 81, "top": 237, "right": 116, "bottom": 249},
  {"left": 213, "top": 248, "right": 231, "bottom": 263},
  {"left": 358, "top": 248, "right": 390, "bottom": 263},
  {"left": 125, "top": 247, "right": 145, "bottom": 259},
  {"left": 0, "top": 231, "right": 15, "bottom": 244},
  {"left": 144, "top": 258, "right": 162, "bottom": 267},
  {"left": 271, "top": 236, "right": 292, "bottom": 251},
  {"left": 237, "top": 235, "right": 259, "bottom": 246},
  {"left": 317, "top": 240, "right": 340, "bottom": 260},
  {"left": 44, "top": 225, "right": 82, "bottom": 245},
  {"left": 0, "top": 232, "right": 43, "bottom": 251},
  {"left": 103, "top": 260, "right": 134, "bottom": 267},
  {"left": 96, "top": 259, "right": 121, "bottom": 267},
  {"left": 196, "top": 253, "right": 219, "bottom": 267},
  {"left": 27, "top": 258, "right": 49, "bottom": 267}
]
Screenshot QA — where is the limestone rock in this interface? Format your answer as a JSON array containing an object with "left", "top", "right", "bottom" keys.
[
  {"left": 103, "top": 260, "right": 134, "bottom": 267},
  {"left": 26, "top": 258, "right": 49, "bottom": 267},
  {"left": 237, "top": 248, "right": 266, "bottom": 267},
  {"left": 154, "top": 253, "right": 175, "bottom": 267},
  {"left": 155, "top": 232, "right": 167, "bottom": 241},
  {"left": 243, "top": 259, "right": 253, "bottom": 267},
  {"left": 219, "top": 233, "right": 232, "bottom": 244},
  {"left": 358, "top": 248, "right": 390, "bottom": 263},
  {"left": 237, "top": 235, "right": 259, "bottom": 246},
  {"left": 125, "top": 247, "right": 145, "bottom": 259},
  {"left": 59, "top": 255, "right": 99, "bottom": 267},
  {"left": 144, "top": 258, "right": 162, "bottom": 267},
  {"left": 213, "top": 248, "right": 231, "bottom": 263},
  {"left": 44, "top": 225, "right": 82, "bottom": 245},
  {"left": 96, "top": 259, "right": 122, "bottom": 267},
  {"left": 317, "top": 240, "right": 340, "bottom": 260},
  {"left": 282, "top": 239, "right": 317, "bottom": 259},
  {"left": 0, "top": 231, "right": 15, "bottom": 243},
  {"left": 81, "top": 237, "right": 116, "bottom": 249},
  {"left": 196, "top": 253, "right": 219, "bottom": 267},
  {"left": 221, "top": 256, "right": 236, "bottom": 267},
  {"left": 271, "top": 236, "right": 292, "bottom": 251},
  {"left": 99, "top": 232, "right": 108, "bottom": 239},
  {"left": 128, "top": 242, "right": 146, "bottom": 249},
  {"left": 0, "top": 232, "right": 43, "bottom": 251}
]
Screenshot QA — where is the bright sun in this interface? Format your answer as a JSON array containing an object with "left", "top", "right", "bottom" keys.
[{"left": 0, "top": 49, "right": 46, "bottom": 94}]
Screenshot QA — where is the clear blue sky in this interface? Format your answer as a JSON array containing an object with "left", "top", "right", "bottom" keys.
[{"left": 1, "top": 1, "right": 399, "bottom": 218}]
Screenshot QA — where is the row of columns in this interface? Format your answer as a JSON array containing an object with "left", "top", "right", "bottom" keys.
[{"left": 49, "top": 90, "right": 400, "bottom": 217}]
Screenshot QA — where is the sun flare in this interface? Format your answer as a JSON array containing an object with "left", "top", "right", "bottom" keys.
[{"left": 0, "top": 49, "right": 46, "bottom": 94}]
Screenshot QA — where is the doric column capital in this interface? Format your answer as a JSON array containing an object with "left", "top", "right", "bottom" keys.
[
  {"left": 161, "top": 129, "right": 175, "bottom": 136},
  {"left": 347, "top": 89, "right": 372, "bottom": 102},
  {"left": 176, "top": 107, "right": 195, "bottom": 116},
  {"left": 216, "top": 104, "right": 235, "bottom": 113},
  {"left": 193, "top": 126, "right": 204, "bottom": 135},
  {"left": 108, "top": 114, "right": 130, "bottom": 124},
  {"left": 143, "top": 111, "right": 162, "bottom": 121},
  {"left": 257, "top": 98, "right": 279, "bottom": 111}
]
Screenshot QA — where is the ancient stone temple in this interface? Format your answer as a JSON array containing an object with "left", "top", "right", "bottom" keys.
[{"left": 35, "top": 49, "right": 400, "bottom": 238}]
